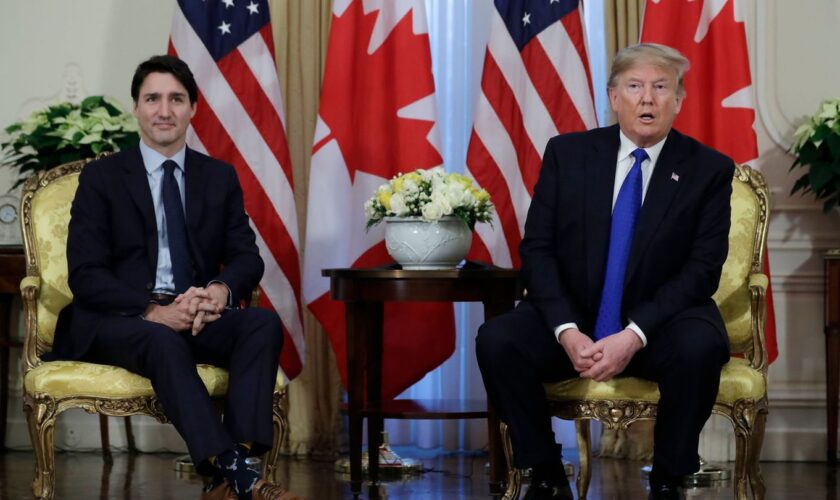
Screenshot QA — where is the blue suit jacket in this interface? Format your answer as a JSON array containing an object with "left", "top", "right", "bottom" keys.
[
  {"left": 519, "top": 125, "right": 734, "bottom": 343},
  {"left": 47, "top": 146, "right": 264, "bottom": 360}
]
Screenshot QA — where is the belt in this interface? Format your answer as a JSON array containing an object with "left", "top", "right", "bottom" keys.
[{"left": 149, "top": 293, "right": 177, "bottom": 305}]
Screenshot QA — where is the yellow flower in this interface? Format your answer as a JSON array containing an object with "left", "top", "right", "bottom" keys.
[
  {"left": 377, "top": 188, "right": 392, "bottom": 210},
  {"left": 475, "top": 188, "right": 490, "bottom": 202}
]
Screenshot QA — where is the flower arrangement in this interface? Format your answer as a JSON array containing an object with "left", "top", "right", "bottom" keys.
[
  {"left": 790, "top": 97, "right": 840, "bottom": 212},
  {"left": 364, "top": 167, "right": 494, "bottom": 230},
  {"left": 1, "top": 96, "right": 139, "bottom": 187}
]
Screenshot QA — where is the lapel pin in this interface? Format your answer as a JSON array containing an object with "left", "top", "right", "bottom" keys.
[{"left": 670, "top": 172, "right": 680, "bottom": 182}]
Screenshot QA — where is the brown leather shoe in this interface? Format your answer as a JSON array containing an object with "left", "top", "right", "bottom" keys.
[
  {"left": 252, "top": 479, "right": 303, "bottom": 500},
  {"left": 201, "top": 480, "right": 237, "bottom": 500}
]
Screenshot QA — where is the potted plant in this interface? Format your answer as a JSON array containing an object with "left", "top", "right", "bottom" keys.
[
  {"left": 364, "top": 167, "right": 494, "bottom": 269},
  {"left": 1, "top": 95, "right": 139, "bottom": 188},
  {"left": 790, "top": 97, "right": 840, "bottom": 212}
]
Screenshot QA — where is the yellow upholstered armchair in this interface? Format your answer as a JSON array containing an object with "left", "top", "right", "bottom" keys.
[
  {"left": 501, "top": 164, "right": 770, "bottom": 500},
  {"left": 20, "top": 158, "right": 290, "bottom": 499}
]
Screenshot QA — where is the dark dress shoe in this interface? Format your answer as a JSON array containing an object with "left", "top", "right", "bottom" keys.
[
  {"left": 648, "top": 482, "right": 685, "bottom": 500},
  {"left": 523, "top": 478, "right": 573, "bottom": 500}
]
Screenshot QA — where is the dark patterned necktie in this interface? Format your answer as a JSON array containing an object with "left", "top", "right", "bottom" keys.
[
  {"left": 593, "top": 148, "right": 648, "bottom": 340},
  {"left": 161, "top": 160, "right": 192, "bottom": 293}
]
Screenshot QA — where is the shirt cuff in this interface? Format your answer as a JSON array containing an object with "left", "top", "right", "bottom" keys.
[
  {"left": 626, "top": 320, "right": 647, "bottom": 347},
  {"left": 553, "top": 322, "right": 578, "bottom": 343},
  {"left": 207, "top": 280, "right": 234, "bottom": 307}
]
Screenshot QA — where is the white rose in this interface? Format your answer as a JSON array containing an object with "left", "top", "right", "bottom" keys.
[
  {"left": 403, "top": 178, "right": 419, "bottom": 193},
  {"left": 421, "top": 199, "right": 445, "bottom": 221},
  {"left": 364, "top": 199, "right": 377, "bottom": 220},
  {"left": 442, "top": 182, "right": 467, "bottom": 207},
  {"left": 430, "top": 190, "right": 453, "bottom": 215},
  {"left": 390, "top": 192, "right": 409, "bottom": 216}
]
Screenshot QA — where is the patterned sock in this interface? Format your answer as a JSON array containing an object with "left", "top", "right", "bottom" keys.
[{"left": 216, "top": 448, "right": 260, "bottom": 499}]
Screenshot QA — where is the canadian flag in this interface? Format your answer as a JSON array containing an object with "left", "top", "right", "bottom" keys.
[
  {"left": 641, "top": 0, "right": 778, "bottom": 363},
  {"left": 303, "top": 0, "right": 456, "bottom": 399}
]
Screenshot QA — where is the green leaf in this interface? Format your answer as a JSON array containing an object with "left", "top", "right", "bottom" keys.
[
  {"left": 790, "top": 174, "right": 811, "bottom": 195},
  {"left": 827, "top": 132, "right": 840, "bottom": 160},
  {"left": 80, "top": 95, "right": 104, "bottom": 111},
  {"left": 796, "top": 141, "right": 820, "bottom": 166},
  {"left": 809, "top": 162, "right": 834, "bottom": 191}
]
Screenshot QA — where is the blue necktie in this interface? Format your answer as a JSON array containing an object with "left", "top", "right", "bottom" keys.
[
  {"left": 593, "top": 148, "right": 649, "bottom": 341},
  {"left": 161, "top": 160, "right": 192, "bottom": 293}
]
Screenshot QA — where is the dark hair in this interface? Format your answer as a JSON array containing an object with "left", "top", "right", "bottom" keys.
[{"left": 131, "top": 55, "right": 198, "bottom": 104}]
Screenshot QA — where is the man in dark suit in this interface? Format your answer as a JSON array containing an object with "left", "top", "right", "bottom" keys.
[
  {"left": 46, "top": 55, "right": 296, "bottom": 500},
  {"left": 476, "top": 44, "right": 733, "bottom": 500}
]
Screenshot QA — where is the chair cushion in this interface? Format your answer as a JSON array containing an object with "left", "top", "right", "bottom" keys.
[
  {"left": 24, "top": 360, "right": 288, "bottom": 400},
  {"left": 544, "top": 358, "right": 766, "bottom": 406}
]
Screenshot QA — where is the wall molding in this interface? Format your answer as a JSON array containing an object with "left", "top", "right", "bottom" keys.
[{"left": 755, "top": 1, "right": 792, "bottom": 151}]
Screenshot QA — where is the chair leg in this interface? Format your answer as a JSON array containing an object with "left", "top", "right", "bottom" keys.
[
  {"left": 732, "top": 416, "right": 752, "bottom": 500},
  {"left": 748, "top": 411, "right": 768, "bottom": 500},
  {"left": 99, "top": 414, "right": 113, "bottom": 464},
  {"left": 575, "top": 420, "right": 592, "bottom": 500},
  {"left": 499, "top": 422, "right": 522, "bottom": 500},
  {"left": 124, "top": 416, "right": 137, "bottom": 454},
  {"left": 24, "top": 397, "right": 57, "bottom": 500},
  {"left": 263, "top": 390, "right": 288, "bottom": 481}
]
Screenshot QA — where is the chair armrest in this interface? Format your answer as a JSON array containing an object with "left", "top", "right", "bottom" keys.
[
  {"left": 20, "top": 276, "right": 41, "bottom": 297},
  {"left": 749, "top": 273, "right": 768, "bottom": 292},
  {"left": 20, "top": 276, "right": 42, "bottom": 373},
  {"left": 748, "top": 272, "right": 769, "bottom": 373}
]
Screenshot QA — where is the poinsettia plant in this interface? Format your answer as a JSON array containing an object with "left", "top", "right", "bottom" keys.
[
  {"left": 364, "top": 167, "right": 494, "bottom": 230},
  {"left": 1, "top": 96, "right": 139, "bottom": 187},
  {"left": 790, "top": 98, "right": 840, "bottom": 212}
]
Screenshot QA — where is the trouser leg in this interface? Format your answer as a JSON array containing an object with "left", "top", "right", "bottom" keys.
[
  {"left": 85, "top": 317, "right": 233, "bottom": 463},
  {"left": 187, "top": 307, "right": 283, "bottom": 457},
  {"left": 475, "top": 302, "right": 577, "bottom": 469},
  {"left": 627, "top": 317, "right": 729, "bottom": 477}
]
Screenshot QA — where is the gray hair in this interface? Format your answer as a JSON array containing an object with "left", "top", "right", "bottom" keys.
[{"left": 607, "top": 43, "right": 690, "bottom": 97}]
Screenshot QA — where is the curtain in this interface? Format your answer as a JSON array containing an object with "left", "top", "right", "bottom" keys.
[
  {"left": 604, "top": 0, "right": 645, "bottom": 65},
  {"left": 269, "top": 0, "right": 341, "bottom": 456}
]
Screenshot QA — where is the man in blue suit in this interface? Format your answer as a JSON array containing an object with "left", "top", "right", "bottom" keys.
[
  {"left": 47, "top": 55, "right": 295, "bottom": 500},
  {"left": 477, "top": 44, "right": 733, "bottom": 500}
]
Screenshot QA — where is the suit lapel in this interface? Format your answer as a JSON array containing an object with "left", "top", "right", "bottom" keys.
[
  {"left": 184, "top": 148, "right": 206, "bottom": 277},
  {"left": 121, "top": 148, "right": 158, "bottom": 277},
  {"left": 585, "top": 126, "right": 621, "bottom": 305},
  {"left": 624, "top": 130, "right": 688, "bottom": 287}
]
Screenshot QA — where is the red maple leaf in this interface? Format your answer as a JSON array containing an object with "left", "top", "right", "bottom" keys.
[
  {"left": 642, "top": 0, "right": 758, "bottom": 163},
  {"left": 317, "top": 1, "right": 442, "bottom": 181}
]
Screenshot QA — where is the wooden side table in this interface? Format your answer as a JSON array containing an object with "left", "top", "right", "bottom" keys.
[
  {"left": 825, "top": 251, "right": 840, "bottom": 463},
  {"left": 323, "top": 263, "right": 522, "bottom": 496},
  {"left": 0, "top": 245, "right": 25, "bottom": 450}
]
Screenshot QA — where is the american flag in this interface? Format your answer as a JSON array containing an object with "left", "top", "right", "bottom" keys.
[
  {"left": 467, "top": 0, "right": 597, "bottom": 268},
  {"left": 169, "top": 0, "right": 304, "bottom": 378}
]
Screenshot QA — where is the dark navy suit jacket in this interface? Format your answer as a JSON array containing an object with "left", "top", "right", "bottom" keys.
[
  {"left": 519, "top": 125, "right": 734, "bottom": 344},
  {"left": 47, "top": 146, "right": 263, "bottom": 361}
]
